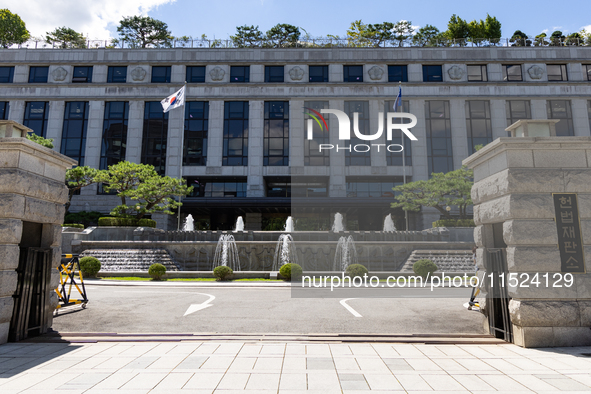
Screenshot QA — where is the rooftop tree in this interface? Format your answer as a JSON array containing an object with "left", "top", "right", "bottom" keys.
[
  {"left": 115, "top": 15, "right": 173, "bottom": 48},
  {"left": 0, "top": 9, "right": 30, "bottom": 48},
  {"left": 231, "top": 25, "right": 264, "bottom": 47},
  {"left": 46, "top": 26, "right": 87, "bottom": 48},
  {"left": 392, "top": 20, "right": 415, "bottom": 47},
  {"left": 445, "top": 14, "right": 470, "bottom": 46},
  {"left": 346, "top": 20, "right": 372, "bottom": 47},
  {"left": 366, "top": 22, "right": 394, "bottom": 47},
  {"left": 266, "top": 23, "right": 300, "bottom": 47},
  {"left": 510, "top": 30, "right": 531, "bottom": 47},
  {"left": 412, "top": 24, "right": 443, "bottom": 47}
]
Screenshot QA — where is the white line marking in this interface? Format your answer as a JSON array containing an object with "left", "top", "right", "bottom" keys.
[
  {"left": 184, "top": 293, "right": 215, "bottom": 316},
  {"left": 340, "top": 298, "right": 362, "bottom": 318}
]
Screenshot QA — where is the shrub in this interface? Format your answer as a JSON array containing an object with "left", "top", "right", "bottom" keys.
[
  {"left": 413, "top": 259, "right": 438, "bottom": 279},
  {"left": 213, "top": 266, "right": 233, "bottom": 281},
  {"left": 345, "top": 264, "right": 369, "bottom": 278},
  {"left": 279, "top": 263, "right": 302, "bottom": 281},
  {"left": 432, "top": 219, "right": 475, "bottom": 228},
  {"left": 98, "top": 217, "right": 156, "bottom": 228},
  {"left": 64, "top": 211, "right": 103, "bottom": 227},
  {"left": 148, "top": 263, "right": 166, "bottom": 280},
  {"left": 26, "top": 133, "right": 54, "bottom": 148},
  {"left": 79, "top": 256, "right": 101, "bottom": 277},
  {"left": 137, "top": 218, "right": 157, "bottom": 227},
  {"left": 62, "top": 223, "right": 84, "bottom": 229}
]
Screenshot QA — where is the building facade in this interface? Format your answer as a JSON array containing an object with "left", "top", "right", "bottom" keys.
[{"left": 1, "top": 46, "right": 590, "bottom": 230}]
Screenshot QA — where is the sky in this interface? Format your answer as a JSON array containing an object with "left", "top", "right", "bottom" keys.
[{"left": 2, "top": 0, "right": 590, "bottom": 41}]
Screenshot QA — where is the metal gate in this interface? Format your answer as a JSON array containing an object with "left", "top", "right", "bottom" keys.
[
  {"left": 9, "top": 248, "right": 52, "bottom": 342},
  {"left": 485, "top": 248, "right": 513, "bottom": 342}
]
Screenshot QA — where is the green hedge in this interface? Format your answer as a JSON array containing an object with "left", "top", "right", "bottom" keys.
[
  {"left": 149, "top": 263, "right": 166, "bottom": 280},
  {"left": 213, "top": 266, "right": 233, "bottom": 281},
  {"left": 413, "top": 259, "right": 438, "bottom": 279},
  {"left": 62, "top": 223, "right": 84, "bottom": 229},
  {"left": 279, "top": 263, "right": 302, "bottom": 281},
  {"left": 98, "top": 217, "right": 157, "bottom": 228},
  {"left": 79, "top": 256, "right": 101, "bottom": 277},
  {"left": 432, "top": 219, "right": 475, "bottom": 228}
]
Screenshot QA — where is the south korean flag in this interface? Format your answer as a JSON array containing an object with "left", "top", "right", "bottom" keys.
[{"left": 161, "top": 85, "right": 186, "bottom": 113}]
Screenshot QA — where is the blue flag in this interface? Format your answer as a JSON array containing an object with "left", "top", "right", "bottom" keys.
[{"left": 393, "top": 86, "right": 402, "bottom": 112}]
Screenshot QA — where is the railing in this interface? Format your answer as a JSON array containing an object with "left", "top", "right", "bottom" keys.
[{"left": 5, "top": 37, "right": 591, "bottom": 50}]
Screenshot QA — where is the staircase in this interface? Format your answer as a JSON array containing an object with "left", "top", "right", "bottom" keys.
[
  {"left": 400, "top": 250, "right": 475, "bottom": 272},
  {"left": 79, "top": 249, "right": 180, "bottom": 272}
]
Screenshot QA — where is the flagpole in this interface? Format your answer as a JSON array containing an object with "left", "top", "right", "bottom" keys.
[
  {"left": 177, "top": 82, "right": 187, "bottom": 231},
  {"left": 398, "top": 82, "right": 409, "bottom": 231}
]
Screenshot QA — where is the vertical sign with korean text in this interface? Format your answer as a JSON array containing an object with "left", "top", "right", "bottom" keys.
[{"left": 553, "top": 193, "right": 586, "bottom": 273}]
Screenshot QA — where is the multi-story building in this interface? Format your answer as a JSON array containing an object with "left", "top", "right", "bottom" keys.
[{"left": 1, "top": 46, "right": 590, "bottom": 230}]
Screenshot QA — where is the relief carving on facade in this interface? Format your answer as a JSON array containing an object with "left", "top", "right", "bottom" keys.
[
  {"left": 447, "top": 65, "right": 465, "bottom": 80},
  {"left": 210, "top": 66, "right": 225, "bottom": 81},
  {"left": 130, "top": 67, "right": 147, "bottom": 81},
  {"left": 527, "top": 65, "right": 544, "bottom": 80},
  {"left": 52, "top": 67, "right": 68, "bottom": 81},
  {"left": 289, "top": 66, "right": 304, "bottom": 81},
  {"left": 368, "top": 66, "right": 384, "bottom": 80}
]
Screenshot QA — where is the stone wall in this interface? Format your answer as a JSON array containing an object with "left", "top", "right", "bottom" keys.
[
  {"left": 464, "top": 136, "right": 591, "bottom": 347},
  {"left": 0, "top": 121, "right": 75, "bottom": 344}
]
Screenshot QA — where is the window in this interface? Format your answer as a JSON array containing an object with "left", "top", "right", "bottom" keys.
[
  {"left": 467, "top": 65, "right": 487, "bottom": 82},
  {"left": 186, "top": 66, "right": 206, "bottom": 83},
  {"left": 425, "top": 100, "right": 453, "bottom": 175},
  {"left": 184, "top": 101, "right": 209, "bottom": 166},
  {"left": 100, "top": 102, "right": 128, "bottom": 170},
  {"left": 151, "top": 66, "right": 171, "bottom": 83},
  {"left": 23, "top": 102, "right": 49, "bottom": 137},
  {"left": 344, "top": 101, "right": 370, "bottom": 166},
  {"left": 309, "top": 65, "right": 328, "bottom": 82},
  {"left": 266, "top": 178, "right": 291, "bottom": 197},
  {"left": 422, "top": 65, "right": 443, "bottom": 82},
  {"left": 187, "top": 178, "right": 247, "bottom": 198},
  {"left": 265, "top": 66, "right": 284, "bottom": 82},
  {"left": 28, "top": 66, "right": 49, "bottom": 83},
  {"left": 304, "top": 101, "right": 330, "bottom": 166},
  {"left": 547, "top": 100, "right": 574, "bottom": 136},
  {"left": 506, "top": 100, "right": 532, "bottom": 130},
  {"left": 264, "top": 102, "right": 289, "bottom": 166},
  {"left": 72, "top": 66, "right": 93, "bottom": 83},
  {"left": 0, "top": 102, "right": 8, "bottom": 120},
  {"left": 223, "top": 101, "right": 249, "bottom": 166},
  {"left": 503, "top": 64, "right": 522, "bottom": 81},
  {"left": 385, "top": 100, "right": 412, "bottom": 166},
  {"left": 60, "top": 102, "right": 89, "bottom": 166},
  {"left": 346, "top": 177, "right": 406, "bottom": 198},
  {"left": 290, "top": 177, "right": 328, "bottom": 197},
  {"left": 230, "top": 66, "right": 249, "bottom": 82},
  {"left": 343, "top": 65, "right": 363, "bottom": 82},
  {"left": 466, "top": 101, "right": 493, "bottom": 153},
  {"left": 547, "top": 64, "right": 568, "bottom": 81},
  {"left": 585, "top": 65, "right": 591, "bottom": 81},
  {"left": 388, "top": 65, "right": 408, "bottom": 82},
  {"left": 107, "top": 66, "right": 127, "bottom": 83},
  {"left": 142, "top": 102, "right": 169, "bottom": 174},
  {"left": 0, "top": 66, "right": 14, "bottom": 83}
]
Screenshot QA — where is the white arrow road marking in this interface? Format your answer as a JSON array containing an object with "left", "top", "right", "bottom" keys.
[
  {"left": 184, "top": 293, "right": 215, "bottom": 316},
  {"left": 340, "top": 298, "right": 362, "bottom": 318}
]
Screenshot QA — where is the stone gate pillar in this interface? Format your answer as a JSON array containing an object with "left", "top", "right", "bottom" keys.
[{"left": 464, "top": 134, "right": 591, "bottom": 347}]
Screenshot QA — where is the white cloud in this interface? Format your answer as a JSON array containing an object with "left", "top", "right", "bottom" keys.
[
  {"left": 3, "top": 0, "right": 176, "bottom": 40},
  {"left": 581, "top": 25, "right": 591, "bottom": 34}
]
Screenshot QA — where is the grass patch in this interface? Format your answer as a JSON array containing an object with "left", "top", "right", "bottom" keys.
[{"left": 96, "top": 277, "right": 282, "bottom": 282}]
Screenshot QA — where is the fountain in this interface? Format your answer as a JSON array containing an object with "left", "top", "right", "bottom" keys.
[
  {"left": 272, "top": 234, "right": 298, "bottom": 271},
  {"left": 235, "top": 216, "right": 244, "bottom": 232},
  {"left": 332, "top": 212, "right": 344, "bottom": 232},
  {"left": 383, "top": 214, "right": 396, "bottom": 232},
  {"left": 212, "top": 234, "right": 241, "bottom": 271},
  {"left": 333, "top": 235, "right": 358, "bottom": 271},
  {"left": 182, "top": 214, "right": 194, "bottom": 231},
  {"left": 284, "top": 216, "right": 294, "bottom": 232}
]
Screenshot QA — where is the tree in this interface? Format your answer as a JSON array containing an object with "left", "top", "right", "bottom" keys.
[
  {"left": 26, "top": 133, "right": 53, "bottom": 148},
  {"left": 132, "top": 175, "right": 191, "bottom": 219},
  {"left": 391, "top": 166, "right": 473, "bottom": 219},
  {"left": 565, "top": 32, "right": 583, "bottom": 46},
  {"left": 115, "top": 16, "right": 172, "bottom": 48},
  {"left": 0, "top": 9, "right": 30, "bottom": 48},
  {"left": 266, "top": 23, "right": 300, "bottom": 47},
  {"left": 484, "top": 14, "right": 501, "bottom": 43},
  {"left": 366, "top": 22, "right": 394, "bottom": 47},
  {"left": 65, "top": 166, "right": 101, "bottom": 212},
  {"left": 412, "top": 25, "right": 442, "bottom": 47},
  {"left": 346, "top": 20, "right": 372, "bottom": 47},
  {"left": 46, "top": 26, "right": 86, "bottom": 48},
  {"left": 230, "top": 25, "right": 264, "bottom": 47},
  {"left": 467, "top": 19, "right": 486, "bottom": 45},
  {"left": 510, "top": 30, "right": 531, "bottom": 47},
  {"left": 549, "top": 30, "right": 565, "bottom": 46},
  {"left": 445, "top": 14, "right": 470, "bottom": 46},
  {"left": 534, "top": 32, "right": 548, "bottom": 46},
  {"left": 392, "top": 21, "right": 414, "bottom": 47}
]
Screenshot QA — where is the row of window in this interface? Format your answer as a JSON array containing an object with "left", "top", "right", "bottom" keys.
[
  {"left": 2, "top": 63, "right": 589, "bottom": 84},
  {"left": 2, "top": 99, "right": 584, "bottom": 177}
]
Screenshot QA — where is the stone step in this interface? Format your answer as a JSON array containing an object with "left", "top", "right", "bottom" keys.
[
  {"left": 79, "top": 249, "right": 180, "bottom": 272},
  {"left": 401, "top": 250, "right": 474, "bottom": 273}
]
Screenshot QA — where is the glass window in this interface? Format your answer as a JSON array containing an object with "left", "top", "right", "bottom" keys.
[
  {"left": 422, "top": 65, "right": 443, "bottom": 82},
  {"left": 151, "top": 66, "right": 171, "bottom": 83},
  {"left": 230, "top": 66, "right": 249, "bottom": 82},
  {"left": 466, "top": 101, "right": 492, "bottom": 153},
  {"left": 346, "top": 178, "right": 407, "bottom": 198},
  {"left": 107, "top": 66, "right": 127, "bottom": 83},
  {"left": 388, "top": 65, "right": 408, "bottom": 82},
  {"left": 60, "top": 102, "right": 89, "bottom": 166},
  {"left": 304, "top": 101, "right": 330, "bottom": 166},
  {"left": 142, "top": 102, "right": 169, "bottom": 174},
  {"left": 547, "top": 100, "right": 574, "bottom": 136},
  {"left": 0, "top": 102, "right": 8, "bottom": 120},
  {"left": 187, "top": 178, "right": 247, "bottom": 198},
  {"left": 264, "top": 101, "right": 289, "bottom": 166},
  {"left": 385, "top": 100, "right": 412, "bottom": 166},
  {"left": 184, "top": 101, "right": 209, "bottom": 166},
  {"left": 547, "top": 64, "right": 568, "bottom": 81},
  {"left": 506, "top": 100, "right": 532, "bottom": 131},
  {"left": 0, "top": 66, "right": 14, "bottom": 83},
  {"left": 343, "top": 65, "right": 363, "bottom": 82},
  {"left": 344, "top": 101, "right": 370, "bottom": 166},
  {"left": 223, "top": 101, "right": 249, "bottom": 166},
  {"left": 100, "top": 102, "right": 128, "bottom": 170},
  {"left": 72, "top": 66, "right": 93, "bottom": 83},
  {"left": 585, "top": 65, "right": 591, "bottom": 81},
  {"left": 23, "top": 102, "right": 49, "bottom": 137},
  {"left": 503, "top": 64, "right": 522, "bottom": 81},
  {"left": 186, "top": 66, "right": 206, "bottom": 83},
  {"left": 265, "top": 66, "right": 284, "bottom": 82},
  {"left": 28, "top": 66, "right": 49, "bottom": 83},
  {"left": 290, "top": 177, "right": 328, "bottom": 197},
  {"left": 309, "top": 65, "right": 328, "bottom": 82},
  {"left": 425, "top": 101, "right": 453, "bottom": 175},
  {"left": 467, "top": 65, "right": 487, "bottom": 81}
]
